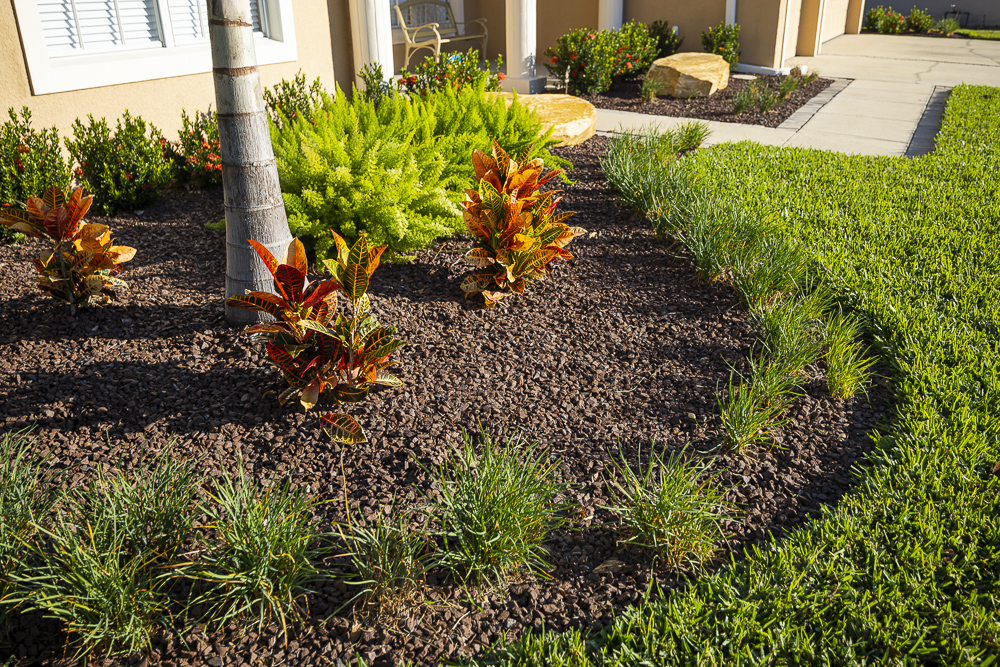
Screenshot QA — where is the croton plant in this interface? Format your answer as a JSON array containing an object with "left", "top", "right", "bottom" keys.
[
  {"left": 226, "top": 231, "right": 405, "bottom": 444},
  {"left": 460, "top": 141, "right": 584, "bottom": 308},
  {"left": 0, "top": 185, "right": 136, "bottom": 313}
]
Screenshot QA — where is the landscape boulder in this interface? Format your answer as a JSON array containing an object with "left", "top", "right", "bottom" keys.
[
  {"left": 490, "top": 93, "right": 596, "bottom": 146},
  {"left": 646, "top": 53, "right": 730, "bottom": 98}
]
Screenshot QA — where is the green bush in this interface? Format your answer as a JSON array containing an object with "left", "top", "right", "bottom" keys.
[
  {"left": 864, "top": 5, "right": 906, "bottom": 32},
  {"left": 702, "top": 22, "right": 741, "bottom": 70},
  {"left": 65, "top": 112, "right": 173, "bottom": 215},
  {"left": 544, "top": 20, "right": 659, "bottom": 95},
  {"left": 648, "top": 20, "right": 684, "bottom": 59},
  {"left": 0, "top": 107, "right": 69, "bottom": 239},
  {"left": 272, "top": 80, "right": 566, "bottom": 261},
  {"left": 263, "top": 70, "right": 327, "bottom": 131},
  {"left": 173, "top": 108, "right": 222, "bottom": 190},
  {"left": 936, "top": 16, "right": 961, "bottom": 35},
  {"left": 905, "top": 7, "right": 935, "bottom": 32},
  {"left": 396, "top": 49, "right": 505, "bottom": 97}
]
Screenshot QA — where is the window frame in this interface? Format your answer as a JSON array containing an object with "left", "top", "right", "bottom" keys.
[{"left": 13, "top": 0, "right": 298, "bottom": 95}]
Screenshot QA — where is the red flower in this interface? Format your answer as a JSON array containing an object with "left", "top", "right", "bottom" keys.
[
  {"left": 74, "top": 167, "right": 84, "bottom": 177},
  {"left": 571, "top": 54, "right": 576, "bottom": 60},
  {"left": 626, "top": 62, "right": 632, "bottom": 69},
  {"left": 498, "top": 72, "right": 506, "bottom": 81},
  {"left": 205, "top": 163, "right": 213, "bottom": 171},
  {"left": 17, "top": 145, "right": 29, "bottom": 153},
  {"left": 551, "top": 56, "right": 557, "bottom": 63},
  {"left": 125, "top": 172, "right": 133, "bottom": 180},
  {"left": 399, "top": 78, "right": 407, "bottom": 85}
]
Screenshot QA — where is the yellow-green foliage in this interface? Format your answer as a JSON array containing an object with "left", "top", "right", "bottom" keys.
[{"left": 271, "top": 80, "right": 568, "bottom": 262}]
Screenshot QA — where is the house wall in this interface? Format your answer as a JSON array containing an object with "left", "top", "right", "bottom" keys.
[
  {"left": 736, "top": 0, "right": 787, "bottom": 68},
  {"left": 1, "top": 0, "right": 337, "bottom": 140},
  {"left": 821, "top": 0, "right": 850, "bottom": 41},
  {"left": 624, "top": 0, "right": 727, "bottom": 51}
]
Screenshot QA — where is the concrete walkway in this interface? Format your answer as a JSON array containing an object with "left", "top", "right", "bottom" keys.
[{"left": 594, "top": 34, "right": 1000, "bottom": 156}]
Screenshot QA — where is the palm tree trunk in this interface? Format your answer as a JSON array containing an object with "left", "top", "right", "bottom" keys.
[{"left": 208, "top": 0, "right": 294, "bottom": 326}]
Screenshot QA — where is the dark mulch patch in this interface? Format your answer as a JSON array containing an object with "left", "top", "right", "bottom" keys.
[
  {"left": 576, "top": 74, "right": 834, "bottom": 128},
  {"left": 0, "top": 136, "right": 890, "bottom": 666}
]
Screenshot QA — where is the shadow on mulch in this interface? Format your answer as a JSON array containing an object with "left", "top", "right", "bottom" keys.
[{"left": 0, "top": 136, "right": 893, "bottom": 666}]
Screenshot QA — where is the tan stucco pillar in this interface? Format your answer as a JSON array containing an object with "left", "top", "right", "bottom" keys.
[
  {"left": 845, "top": 0, "right": 865, "bottom": 33},
  {"left": 797, "top": 0, "right": 825, "bottom": 56},
  {"left": 598, "top": 0, "right": 623, "bottom": 31}
]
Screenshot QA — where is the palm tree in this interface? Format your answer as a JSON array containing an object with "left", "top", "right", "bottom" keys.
[{"left": 207, "top": 0, "right": 296, "bottom": 326}]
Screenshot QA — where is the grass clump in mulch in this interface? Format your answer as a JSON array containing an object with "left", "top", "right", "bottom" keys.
[{"left": 478, "top": 84, "right": 1000, "bottom": 665}]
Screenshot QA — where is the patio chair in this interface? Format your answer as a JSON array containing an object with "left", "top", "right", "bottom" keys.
[{"left": 394, "top": 0, "right": 488, "bottom": 68}]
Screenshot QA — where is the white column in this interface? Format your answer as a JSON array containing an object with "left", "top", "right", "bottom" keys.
[
  {"left": 348, "top": 0, "right": 395, "bottom": 87},
  {"left": 598, "top": 0, "right": 623, "bottom": 32},
  {"left": 726, "top": 0, "right": 737, "bottom": 25},
  {"left": 503, "top": 0, "right": 545, "bottom": 94}
]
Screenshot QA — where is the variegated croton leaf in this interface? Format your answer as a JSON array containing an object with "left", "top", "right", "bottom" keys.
[
  {"left": 459, "top": 141, "right": 584, "bottom": 308},
  {"left": 228, "top": 231, "right": 405, "bottom": 444},
  {"left": 0, "top": 185, "right": 135, "bottom": 311}
]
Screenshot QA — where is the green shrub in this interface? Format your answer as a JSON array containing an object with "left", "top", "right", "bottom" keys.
[
  {"left": 421, "top": 428, "right": 570, "bottom": 584},
  {"left": 174, "top": 108, "right": 222, "bottom": 189},
  {"left": 702, "top": 22, "right": 741, "bottom": 70},
  {"left": 1, "top": 107, "right": 69, "bottom": 240},
  {"left": 864, "top": 5, "right": 906, "bottom": 33},
  {"left": 193, "top": 467, "right": 327, "bottom": 636},
  {"left": 640, "top": 77, "right": 669, "bottom": 104},
  {"left": 936, "top": 17, "right": 961, "bottom": 35},
  {"left": 732, "top": 86, "right": 756, "bottom": 114},
  {"left": 396, "top": 49, "right": 505, "bottom": 97},
  {"left": 65, "top": 111, "right": 172, "bottom": 215},
  {"left": 0, "top": 429, "right": 59, "bottom": 631},
  {"left": 648, "top": 20, "right": 684, "bottom": 59},
  {"left": 717, "top": 356, "right": 799, "bottom": 453},
  {"left": 777, "top": 75, "right": 800, "bottom": 100},
  {"left": 358, "top": 62, "right": 397, "bottom": 108},
  {"left": 544, "top": 20, "right": 658, "bottom": 95},
  {"left": 602, "top": 445, "right": 729, "bottom": 570},
  {"left": 263, "top": 70, "right": 327, "bottom": 131},
  {"left": 8, "top": 454, "right": 200, "bottom": 659},
  {"left": 905, "top": 7, "right": 935, "bottom": 32},
  {"left": 822, "top": 309, "right": 876, "bottom": 399},
  {"left": 272, "top": 80, "right": 566, "bottom": 261}
]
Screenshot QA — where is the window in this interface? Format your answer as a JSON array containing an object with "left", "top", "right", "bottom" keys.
[
  {"left": 14, "top": 0, "right": 297, "bottom": 95},
  {"left": 389, "top": 0, "right": 464, "bottom": 43}
]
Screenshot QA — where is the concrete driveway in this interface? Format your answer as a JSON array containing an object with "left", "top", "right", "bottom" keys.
[{"left": 594, "top": 33, "right": 1000, "bottom": 156}]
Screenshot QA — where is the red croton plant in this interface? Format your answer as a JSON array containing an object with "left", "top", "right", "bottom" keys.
[
  {"left": 227, "top": 231, "right": 405, "bottom": 444},
  {"left": 460, "top": 141, "right": 584, "bottom": 308},
  {"left": 0, "top": 185, "right": 136, "bottom": 313}
]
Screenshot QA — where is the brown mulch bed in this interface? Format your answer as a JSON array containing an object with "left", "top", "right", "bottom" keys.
[
  {"left": 576, "top": 74, "right": 834, "bottom": 128},
  {"left": 0, "top": 136, "right": 890, "bottom": 666}
]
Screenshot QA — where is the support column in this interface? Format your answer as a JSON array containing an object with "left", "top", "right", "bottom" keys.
[
  {"left": 347, "top": 0, "right": 394, "bottom": 87},
  {"left": 725, "top": 0, "right": 737, "bottom": 25},
  {"left": 503, "top": 0, "right": 545, "bottom": 95},
  {"left": 598, "top": 0, "right": 623, "bottom": 32}
]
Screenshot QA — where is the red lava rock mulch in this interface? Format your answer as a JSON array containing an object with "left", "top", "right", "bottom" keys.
[
  {"left": 575, "top": 74, "right": 834, "bottom": 127},
  {"left": 0, "top": 136, "right": 889, "bottom": 666}
]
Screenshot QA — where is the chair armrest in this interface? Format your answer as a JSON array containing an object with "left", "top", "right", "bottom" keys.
[{"left": 408, "top": 23, "right": 442, "bottom": 44}]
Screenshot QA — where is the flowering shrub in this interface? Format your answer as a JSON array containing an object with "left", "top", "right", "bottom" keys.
[
  {"left": 263, "top": 71, "right": 327, "bottom": 131},
  {"left": 1, "top": 108, "right": 70, "bottom": 239},
  {"left": 701, "top": 22, "right": 741, "bottom": 70},
  {"left": 174, "top": 109, "right": 222, "bottom": 190},
  {"left": 905, "top": 7, "right": 935, "bottom": 32},
  {"left": 863, "top": 6, "right": 906, "bottom": 33},
  {"left": 544, "top": 21, "right": 658, "bottom": 95},
  {"left": 397, "top": 50, "right": 505, "bottom": 97},
  {"left": 65, "top": 112, "right": 173, "bottom": 215}
]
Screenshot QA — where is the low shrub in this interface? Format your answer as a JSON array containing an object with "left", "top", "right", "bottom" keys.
[
  {"left": 702, "top": 22, "right": 741, "bottom": 70},
  {"left": 263, "top": 70, "right": 327, "bottom": 130},
  {"left": 602, "top": 445, "right": 729, "bottom": 571},
  {"left": 272, "top": 79, "right": 566, "bottom": 261},
  {"left": 0, "top": 185, "right": 137, "bottom": 313},
  {"left": 0, "top": 429, "right": 59, "bottom": 632},
  {"left": 174, "top": 108, "right": 222, "bottom": 190},
  {"left": 777, "top": 75, "right": 800, "bottom": 100},
  {"left": 648, "top": 20, "right": 684, "bottom": 59},
  {"left": 65, "top": 112, "right": 172, "bottom": 215},
  {"left": 396, "top": 49, "right": 505, "bottom": 97},
  {"left": 459, "top": 141, "right": 582, "bottom": 308},
  {"left": 226, "top": 234, "right": 404, "bottom": 444},
  {"left": 421, "top": 428, "right": 570, "bottom": 584},
  {"left": 193, "top": 467, "right": 327, "bottom": 637},
  {"left": 336, "top": 497, "right": 430, "bottom": 618},
  {"left": 936, "top": 17, "right": 960, "bottom": 35},
  {"left": 864, "top": 5, "right": 906, "bottom": 33},
  {"left": 358, "top": 62, "right": 396, "bottom": 108},
  {"left": 905, "top": 7, "right": 935, "bottom": 32},
  {"left": 544, "top": 20, "right": 658, "bottom": 95},
  {"left": 1, "top": 107, "right": 70, "bottom": 239},
  {"left": 717, "top": 356, "right": 799, "bottom": 453},
  {"left": 8, "top": 454, "right": 201, "bottom": 659},
  {"left": 640, "top": 76, "right": 669, "bottom": 104},
  {"left": 750, "top": 291, "right": 829, "bottom": 372}
]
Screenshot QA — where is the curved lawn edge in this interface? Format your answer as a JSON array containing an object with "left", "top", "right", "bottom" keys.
[{"left": 461, "top": 85, "right": 1000, "bottom": 666}]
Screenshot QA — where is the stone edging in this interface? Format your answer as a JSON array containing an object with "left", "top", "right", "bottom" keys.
[{"left": 777, "top": 78, "right": 852, "bottom": 131}]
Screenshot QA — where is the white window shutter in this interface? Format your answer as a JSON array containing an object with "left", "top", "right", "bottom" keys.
[
  {"left": 38, "top": 0, "right": 81, "bottom": 55},
  {"left": 168, "top": 0, "right": 208, "bottom": 44},
  {"left": 250, "top": 0, "right": 266, "bottom": 36},
  {"left": 118, "top": 0, "right": 162, "bottom": 47},
  {"left": 39, "top": 0, "right": 161, "bottom": 56}
]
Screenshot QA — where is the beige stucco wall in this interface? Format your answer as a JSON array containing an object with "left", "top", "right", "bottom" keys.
[
  {"left": 624, "top": 0, "right": 726, "bottom": 50},
  {"left": 781, "top": 0, "right": 803, "bottom": 64},
  {"left": 735, "top": 0, "right": 786, "bottom": 68},
  {"left": 797, "top": 0, "right": 822, "bottom": 55},
  {"left": 821, "top": 0, "right": 850, "bottom": 42},
  {"left": 537, "top": 0, "right": 600, "bottom": 67},
  {"left": 1, "top": 0, "right": 337, "bottom": 141}
]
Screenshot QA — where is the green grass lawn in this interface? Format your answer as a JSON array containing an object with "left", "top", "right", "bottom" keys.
[
  {"left": 955, "top": 29, "right": 1000, "bottom": 40},
  {"left": 471, "top": 84, "right": 1000, "bottom": 665}
]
